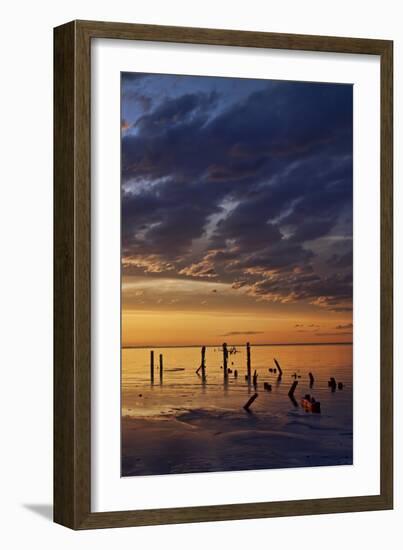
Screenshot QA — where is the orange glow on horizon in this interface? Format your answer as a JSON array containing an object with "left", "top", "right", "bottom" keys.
[{"left": 122, "top": 308, "right": 352, "bottom": 348}]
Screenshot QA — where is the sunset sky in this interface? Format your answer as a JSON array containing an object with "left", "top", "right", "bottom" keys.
[{"left": 121, "top": 73, "right": 353, "bottom": 347}]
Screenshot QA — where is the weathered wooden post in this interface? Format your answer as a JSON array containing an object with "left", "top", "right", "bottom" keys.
[
  {"left": 201, "top": 345, "right": 206, "bottom": 381},
  {"left": 274, "top": 358, "right": 283, "bottom": 378},
  {"left": 246, "top": 342, "right": 251, "bottom": 382},
  {"left": 288, "top": 380, "right": 298, "bottom": 397},
  {"left": 159, "top": 353, "right": 163, "bottom": 383},
  {"left": 150, "top": 350, "right": 154, "bottom": 383},
  {"left": 243, "top": 393, "right": 258, "bottom": 411},
  {"left": 328, "top": 377, "right": 337, "bottom": 391},
  {"left": 223, "top": 342, "right": 228, "bottom": 380},
  {"left": 309, "top": 372, "right": 314, "bottom": 387},
  {"left": 288, "top": 380, "right": 298, "bottom": 407}
]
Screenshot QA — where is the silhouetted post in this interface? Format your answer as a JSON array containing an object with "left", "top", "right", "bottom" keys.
[
  {"left": 288, "top": 381, "right": 298, "bottom": 397},
  {"left": 243, "top": 393, "right": 258, "bottom": 411},
  {"left": 328, "top": 377, "right": 337, "bottom": 392},
  {"left": 253, "top": 369, "right": 258, "bottom": 387},
  {"left": 150, "top": 350, "right": 154, "bottom": 383},
  {"left": 274, "top": 358, "right": 283, "bottom": 378},
  {"left": 246, "top": 342, "right": 251, "bottom": 382},
  {"left": 309, "top": 372, "right": 314, "bottom": 387},
  {"left": 201, "top": 346, "right": 206, "bottom": 381},
  {"left": 159, "top": 353, "right": 163, "bottom": 383},
  {"left": 223, "top": 342, "right": 229, "bottom": 380}
]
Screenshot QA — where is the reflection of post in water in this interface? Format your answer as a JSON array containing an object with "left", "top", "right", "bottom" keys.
[
  {"left": 196, "top": 345, "right": 206, "bottom": 385},
  {"left": 223, "top": 342, "right": 229, "bottom": 381},
  {"left": 150, "top": 350, "right": 154, "bottom": 384},
  {"left": 159, "top": 353, "right": 163, "bottom": 384},
  {"left": 289, "top": 394, "right": 298, "bottom": 407}
]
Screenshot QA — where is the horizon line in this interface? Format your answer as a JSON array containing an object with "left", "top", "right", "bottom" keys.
[{"left": 122, "top": 341, "right": 353, "bottom": 350}]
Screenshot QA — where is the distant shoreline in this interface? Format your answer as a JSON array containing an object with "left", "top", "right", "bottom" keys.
[{"left": 122, "top": 342, "right": 353, "bottom": 350}]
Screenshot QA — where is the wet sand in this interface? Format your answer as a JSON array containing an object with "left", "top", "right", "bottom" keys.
[{"left": 122, "top": 406, "right": 352, "bottom": 476}]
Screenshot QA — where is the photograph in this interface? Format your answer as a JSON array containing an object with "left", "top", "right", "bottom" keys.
[{"left": 120, "top": 72, "right": 354, "bottom": 477}]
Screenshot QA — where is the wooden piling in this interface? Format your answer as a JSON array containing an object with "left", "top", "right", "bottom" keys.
[
  {"left": 246, "top": 342, "right": 251, "bottom": 381},
  {"left": 264, "top": 382, "right": 272, "bottom": 392},
  {"left": 223, "top": 342, "right": 229, "bottom": 380},
  {"left": 201, "top": 345, "right": 206, "bottom": 380},
  {"left": 309, "top": 372, "right": 314, "bottom": 387},
  {"left": 150, "top": 350, "right": 154, "bottom": 383},
  {"left": 328, "top": 377, "right": 337, "bottom": 391},
  {"left": 288, "top": 380, "right": 298, "bottom": 397},
  {"left": 243, "top": 393, "right": 258, "bottom": 411},
  {"left": 274, "top": 358, "right": 283, "bottom": 377},
  {"left": 253, "top": 369, "right": 258, "bottom": 387},
  {"left": 159, "top": 354, "right": 163, "bottom": 383}
]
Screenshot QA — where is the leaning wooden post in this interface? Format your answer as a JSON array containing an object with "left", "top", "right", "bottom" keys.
[
  {"left": 150, "top": 350, "right": 154, "bottom": 383},
  {"left": 246, "top": 342, "right": 251, "bottom": 382},
  {"left": 159, "top": 353, "right": 163, "bottom": 383},
  {"left": 201, "top": 345, "right": 206, "bottom": 381},
  {"left": 274, "top": 358, "right": 283, "bottom": 378},
  {"left": 223, "top": 342, "right": 228, "bottom": 380},
  {"left": 243, "top": 393, "right": 258, "bottom": 411},
  {"left": 288, "top": 380, "right": 298, "bottom": 397}
]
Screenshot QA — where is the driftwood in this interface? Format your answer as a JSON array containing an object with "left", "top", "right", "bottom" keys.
[
  {"left": 301, "top": 394, "right": 321, "bottom": 413},
  {"left": 243, "top": 393, "right": 258, "bottom": 411}
]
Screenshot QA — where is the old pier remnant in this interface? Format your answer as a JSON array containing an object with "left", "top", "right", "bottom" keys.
[{"left": 243, "top": 393, "right": 258, "bottom": 411}]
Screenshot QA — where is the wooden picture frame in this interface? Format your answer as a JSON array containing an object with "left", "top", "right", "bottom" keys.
[{"left": 54, "top": 19, "right": 393, "bottom": 529}]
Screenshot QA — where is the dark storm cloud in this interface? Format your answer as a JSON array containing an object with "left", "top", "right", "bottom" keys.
[
  {"left": 327, "top": 248, "right": 353, "bottom": 269},
  {"left": 135, "top": 91, "right": 219, "bottom": 134},
  {"left": 122, "top": 72, "right": 150, "bottom": 84},
  {"left": 121, "top": 76, "right": 353, "bottom": 309}
]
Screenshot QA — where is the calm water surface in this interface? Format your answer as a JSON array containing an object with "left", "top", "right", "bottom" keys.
[
  {"left": 122, "top": 344, "right": 352, "bottom": 417},
  {"left": 121, "top": 344, "right": 353, "bottom": 475}
]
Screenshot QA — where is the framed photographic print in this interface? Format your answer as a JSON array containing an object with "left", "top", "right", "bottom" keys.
[{"left": 54, "top": 20, "right": 393, "bottom": 529}]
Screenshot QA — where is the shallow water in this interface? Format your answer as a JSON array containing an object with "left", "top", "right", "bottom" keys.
[{"left": 121, "top": 344, "right": 353, "bottom": 476}]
